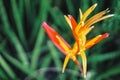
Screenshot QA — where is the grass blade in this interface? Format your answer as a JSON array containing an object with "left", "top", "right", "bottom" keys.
[
  {"left": 30, "top": 0, "right": 52, "bottom": 70},
  {"left": 47, "top": 41, "right": 62, "bottom": 68},
  {"left": 11, "top": 0, "right": 27, "bottom": 47},
  {"left": 0, "top": 67, "right": 8, "bottom": 80},
  {"left": 80, "top": 0, "right": 89, "bottom": 12},
  {"left": 0, "top": 55, "right": 16, "bottom": 79},
  {"left": 30, "top": 0, "right": 51, "bottom": 43},
  {"left": 31, "top": 28, "right": 45, "bottom": 70},
  {"left": 0, "top": 50, "right": 32, "bottom": 74},
  {"left": 18, "top": 0, "right": 24, "bottom": 18},
  {"left": 0, "top": 0, "right": 29, "bottom": 66},
  {"left": 88, "top": 51, "right": 120, "bottom": 63},
  {"left": 66, "top": 0, "right": 75, "bottom": 15},
  {"left": 24, "top": 0, "right": 32, "bottom": 22},
  {"left": 41, "top": 54, "right": 52, "bottom": 68},
  {"left": 97, "top": 64, "right": 120, "bottom": 79}
]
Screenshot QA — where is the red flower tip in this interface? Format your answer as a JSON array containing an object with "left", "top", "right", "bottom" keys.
[
  {"left": 68, "top": 15, "right": 72, "bottom": 19},
  {"left": 42, "top": 22, "right": 47, "bottom": 27},
  {"left": 67, "top": 15, "right": 77, "bottom": 30},
  {"left": 103, "top": 33, "right": 109, "bottom": 38}
]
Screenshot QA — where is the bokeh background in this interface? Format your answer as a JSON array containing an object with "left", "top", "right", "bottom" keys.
[{"left": 0, "top": 0, "right": 120, "bottom": 80}]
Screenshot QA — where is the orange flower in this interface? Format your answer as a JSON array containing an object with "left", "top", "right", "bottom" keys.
[{"left": 42, "top": 3, "right": 114, "bottom": 78}]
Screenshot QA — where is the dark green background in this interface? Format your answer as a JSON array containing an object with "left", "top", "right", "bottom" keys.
[{"left": 0, "top": 0, "right": 120, "bottom": 80}]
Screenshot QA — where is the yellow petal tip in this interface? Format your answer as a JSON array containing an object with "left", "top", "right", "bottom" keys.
[
  {"left": 110, "top": 14, "right": 115, "bottom": 16},
  {"left": 94, "top": 3, "right": 97, "bottom": 7},
  {"left": 106, "top": 8, "right": 110, "bottom": 13},
  {"left": 106, "top": 14, "right": 115, "bottom": 18},
  {"left": 62, "top": 69, "right": 65, "bottom": 73},
  {"left": 84, "top": 75, "right": 86, "bottom": 78}
]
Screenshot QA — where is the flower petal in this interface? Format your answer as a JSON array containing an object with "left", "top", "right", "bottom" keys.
[
  {"left": 64, "top": 15, "right": 72, "bottom": 29},
  {"left": 67, "top": 15, "right": 78, "bottom": 40},
  {"left": 68, "top": 15, "right": 77, "bottom": 30},
  {"left": 62, "top": 56, "right": 70, "bottom": 73},
  {"left": 75, "top": 3, "right": 97, "bottom": 34},
  {"left": 80, "top": 51, "right": 87, "bottom": 78},
  {"left": 62, "top": 54, "right": 83, "bottom": 73},
  {"left": 79, "top": 9, "right": 83, "bottom": 20},
  {"left": 84, "top": 26, "right": 94, "bottom": 35},
  {"left": 71, "top": 55, "right": 83, "bottom": 72},
  {"left": 42, "top": 22, "right": 71, "bottom": 55},
  {"left": 90, "top": 14, "right": 114, "bottom": 26},
  {"left": 84, "top": 9, "right": 113, "bottom": 28},
  {"left": 85, "top": 33, "right": 109, "bottom": 49},
  {"left": 80, "top": 3, "right": 97, "bottom": 22}
]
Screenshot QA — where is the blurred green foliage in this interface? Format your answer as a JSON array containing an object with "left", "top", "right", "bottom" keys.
[{"left": 0, "top": 0, "right": 120, "bottom": 80}]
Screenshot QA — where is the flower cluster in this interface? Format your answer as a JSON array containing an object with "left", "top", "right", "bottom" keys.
[{"left": 42, "top": 3, "right": 114, "bottom": 78}]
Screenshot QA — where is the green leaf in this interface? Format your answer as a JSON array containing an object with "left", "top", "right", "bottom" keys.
[
  {"left": 30, "top": 0, "right": 52, "bottom": 42},
  {"left": 0, "top": 50, "right": 32, "bottom": 74},
  {"left": 31, "top": 0, "right": 52, "bottom": 70},
  {"left": 47, "top": 41, "right": 62, "bottom": 68},
  {"left": 41, "top": 54, "right": 52, "bottom": 68},
  {"left": 31, "top": 28, "right": 45, "bottom": 70},
  {"left": 66, "top": 0, "right": 75, "bottom": 15},
  {"left": 18, "top": 0, "right": 24, "bottom": 18},
  {"left": 0, "top": 0, "right": 29, "bottom": 66},
  {"left": 97, "top": 64, "right": 120, "bottom": 79},
  {"left": 11, "top": 0, "right": 27, "bottom": 47},
  {"left": 0, "top": 55, "right": 16, "bottom": 79},
  {"left": 0, "top": 66, "right": 8, "bottom": 79},
  {"left": 88, "top": 51, "right": 120, "bottom": 63}
]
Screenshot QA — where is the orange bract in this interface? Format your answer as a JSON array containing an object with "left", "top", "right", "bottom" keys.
[{"left": 42, "top": 3, "right": 114, "bottom": 78}]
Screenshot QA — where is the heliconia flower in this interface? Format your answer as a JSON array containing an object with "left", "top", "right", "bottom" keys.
[
  {"left": 42, "top": 22, "right": 83, "bottom": 72},
  {"left": 42, "top": 3, "right": 114, "bottom": 78}
]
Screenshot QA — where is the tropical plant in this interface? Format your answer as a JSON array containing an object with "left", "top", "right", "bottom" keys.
[{"left": 0, "top": 0, "right": 120, "bottom": 80}]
